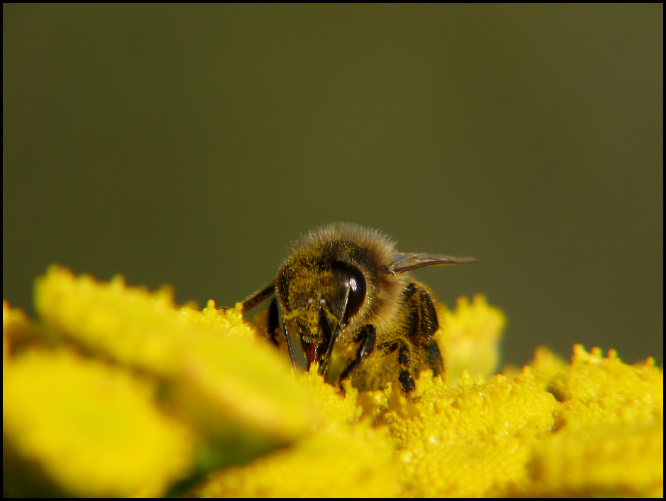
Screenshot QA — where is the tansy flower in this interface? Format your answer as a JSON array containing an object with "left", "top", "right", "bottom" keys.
[
  {"left": 3, "top": 348, "right": 192, "bottom": 497},
  {"left": 4, "top": 266, "right": 313, "bottom": 496},
  {"left": 3, "top": 266, "right": 662, "bottom": 497}
]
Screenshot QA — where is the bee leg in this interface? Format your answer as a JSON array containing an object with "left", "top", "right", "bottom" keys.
[
  {"left": 411, "top": 285, "right": 444, "bottom": 377},
  {"left": 406, "top": 283, "right": 444, "bottom": 375},
  {"left": 425, "top": 340, "right": 444, "bottom": 377},
  {"left": 266, "top": 297, "right": 280, "bottom": 347},
  {"left": 282, "top": 322, "right": 298, "bottom": 370},
  {"left": 240, "top": 280, "right": 276, "bottom": 314},
  {"left": 264, "top": 297, "right": 298, "bottom": 370},
  {"left": 391, "top": 283, "right": 445, "bottom": 393},
  {"left": 336, "top": 324, "right": 376, "bottom": 388},
  {"left": 397, "top": 341, "right": 417, "bottom": 393},
  {"left": 375, "top": 339, "right": 418, "bottom": 393}
]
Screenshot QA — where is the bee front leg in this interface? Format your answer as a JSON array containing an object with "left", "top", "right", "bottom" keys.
[
  {"left": 266, "top": 297, "right": 280, "bottom": 347},
  {"left": 265, "top": 297, "right": 298, "bottom": 370},
  {"left": 336, "top": 324, "right": 376, "bottom": 389},
  {"left": 240, "top": 280, "right": 276, "bottom": 313}
]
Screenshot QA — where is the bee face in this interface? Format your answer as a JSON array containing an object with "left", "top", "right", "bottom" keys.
[
  {"left": 274, "top": 225, "right": 403, "bottom": 372},
  {"left": 241, "top": 223, "right": 474, "bottom": 393},
  {"left": 276, "top": 256, "right": 364, "bottom": 367}
]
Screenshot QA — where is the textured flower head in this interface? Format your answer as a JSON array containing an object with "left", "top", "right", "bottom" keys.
[{"left": 3, "top": 266, "right": 662, "bottom": 497}]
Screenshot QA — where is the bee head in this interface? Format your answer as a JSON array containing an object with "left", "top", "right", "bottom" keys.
[
  {"left": 273, "top": 223, "right": 412, "bottom": 375},
  {"left": 277, "top": 254, "right": 366, "bottom": 371}
]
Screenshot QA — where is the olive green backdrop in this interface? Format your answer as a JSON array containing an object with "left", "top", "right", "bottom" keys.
[{"left": 4, "top": 4, "right": 662, "bottom": 366}]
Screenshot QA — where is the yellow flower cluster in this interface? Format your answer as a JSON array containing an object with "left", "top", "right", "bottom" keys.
[
  {"left": 3, "top": 266, "right": 662, "bottom": 497},
  {"left": 4, "top": 266, "right": 312, "bottom": 497}
]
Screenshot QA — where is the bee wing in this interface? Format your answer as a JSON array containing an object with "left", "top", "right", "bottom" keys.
[
  {"left": 240, "top": 280, "right": 276, "bottom": 313},
  {"left": 389, "top": 253, "right": 476, "bottom": 275}
]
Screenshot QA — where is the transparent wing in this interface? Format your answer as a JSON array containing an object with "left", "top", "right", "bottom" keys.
[{"left": 388, "top": 253, "right": 476, "bottom": 275}]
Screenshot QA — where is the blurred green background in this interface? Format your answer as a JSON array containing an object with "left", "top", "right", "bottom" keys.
[{"left": 4, "top": 4, "right": 662, "bottom": 366}]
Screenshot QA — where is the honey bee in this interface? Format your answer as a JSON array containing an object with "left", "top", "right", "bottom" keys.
[{"left": 240, "top": 223, "right": 475, "bottom": 394}]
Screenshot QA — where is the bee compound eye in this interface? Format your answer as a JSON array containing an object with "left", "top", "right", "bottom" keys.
[{"left": 343, "top": 267, "right": 366, "bottom": 323}]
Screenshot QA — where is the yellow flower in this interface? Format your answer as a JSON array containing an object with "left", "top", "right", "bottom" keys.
[
  {"left": 3, "top": 266, "right": 662, "bottom": 497},
  {"left": 437, "top": 294, "right": 506, "bottom": 385},
  {"left": 528, "top": 421, "right": 662, "bottom": 497},
  {"left": 4, "top": 266, "right": 313, "bottom": 496},
  {"left": 3, "top": 348, "right": 192, "bottom": 497},
  {"left": 190, "top": 422, "right": 402, "bottom": 497},
  {"left": 523, "top": 347, "right": 663, "bottom": 497},
  {"left": 551, "top": 346, "right": 662, "bottom": 430}
]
